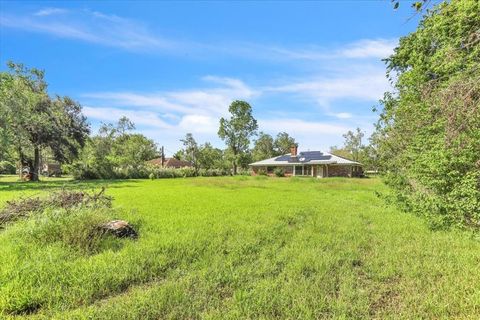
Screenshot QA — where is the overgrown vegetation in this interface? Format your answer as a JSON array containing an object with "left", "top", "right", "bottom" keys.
[
  {"left": 0, "top": 177, "right": 479, "bottom": 318},
  {"left": 375, "top": 0, "right": 480, "bottom": 229},
  {"left": 0, "top": 188, "right": 111, "bottom": 226}
]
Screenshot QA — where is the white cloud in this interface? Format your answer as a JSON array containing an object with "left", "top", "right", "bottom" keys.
[
  {"left": 338, "top": 39, "right": 397, "bottom": 59},
  {"left": 82, "top": 106, "right": 172, "bottom": 129},
  {"left": 178, "top": 115, "right": 218, "bottom": 133},
  {"left": 1, "top": 9, "right": 173, "bottom": 51},
  {"left": 223, "top": 38, "right": 397, "bottom": 62},
  {"left": 83, "top": 77, "right": 256, "bottom": 118},
  {"left": 34, "top": 8, "right": 69, "bottom": 17},
  {"left": 330, "top": 112, "right": 353, "bottom": 119},
  {"left": 2, "top": 7, "right": 396, "bottom": 61},
  {"left": 265, "top": 66, "right": 389, "bottom": 108}
]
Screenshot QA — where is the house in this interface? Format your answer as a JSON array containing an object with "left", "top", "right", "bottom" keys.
[
  {"left": 147, "top": 157, "right": 192, "bottom": 169},
  {"left": 249, "top": 145, "right": 363, "bottom": 178}
]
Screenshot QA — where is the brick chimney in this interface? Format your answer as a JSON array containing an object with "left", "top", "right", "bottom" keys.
[{"left": 290, "top": 144, "right": 298, "bottom": 157}]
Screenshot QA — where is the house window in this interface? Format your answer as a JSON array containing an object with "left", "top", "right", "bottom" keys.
[{"left": 295, "top": 166, "right": 303, "bottom": 176}]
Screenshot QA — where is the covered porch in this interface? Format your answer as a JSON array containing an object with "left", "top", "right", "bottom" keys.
[{"left": 252, "top": 163, "right": 363, "bottom": 178}]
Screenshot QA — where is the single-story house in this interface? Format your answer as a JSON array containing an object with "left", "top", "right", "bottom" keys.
[
  {"left": 249, "top": 146, "right": 363, "bottom": 178},
  {"left": 147, "top": 157, "right": 192, "bottom": 169}
]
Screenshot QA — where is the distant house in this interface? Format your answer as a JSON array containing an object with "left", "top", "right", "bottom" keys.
[
  {"left": 147, "top": 157, "right": 192, "bottom": 169},
  {"left": 41, "top": 162, "right": 62, "bottom": 177},
  {"left": 249, "top": 145, "right": 363, "bottom": 178}
]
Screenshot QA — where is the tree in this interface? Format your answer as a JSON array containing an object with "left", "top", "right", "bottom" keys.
[
  {"left": 173, "top": 150, "right": 184, "bottom": 161},
  {"left": 180, "top": 133, "right": 199, "bottom": 173},
  {"left": 113, "top": 133, "right": 158, "bottom": 167},
  {"left": 72, "top": 117, "right": 158, "bottom": 179},
  {"left": 0, "top": 62, "right": 90, "bottom": 181},
  {"left": 375, "top": 0, "right": 480, "bottom": 228},
  {"left": 329, "top": 145, "right": 353, "bottom": 161},
  {"left": 274, "top": 132, "right": 297, "bottom": 155},
  {"left": 218, "top": 100, "right": 258, "bottom": 174},
  {"left": 342, "top": 128, "right": 364, "bottom": 162},
  {"left": 252, "top": 132, "right": 275, "bottom": 161},
  {"left": 117, "top": 116, "right": 135, "bottom": 135},
  {"left": 197, "top": 143, "right": 223, "bottom": 170}
]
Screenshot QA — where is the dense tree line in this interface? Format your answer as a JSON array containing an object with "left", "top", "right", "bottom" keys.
[{"left": 375, "top": 0, "right": 480, "bottom": 228}]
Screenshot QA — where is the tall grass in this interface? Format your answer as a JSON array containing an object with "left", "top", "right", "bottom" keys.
[{"left": 0, "top": 177, "right": 479, "bottom": 318}]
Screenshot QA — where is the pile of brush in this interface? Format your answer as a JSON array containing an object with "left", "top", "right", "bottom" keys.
[{"left": 0, "top": 187, "right": 112, "bottom": 227}]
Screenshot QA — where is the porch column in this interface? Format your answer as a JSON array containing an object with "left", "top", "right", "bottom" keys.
[
  {"left": 311, "top": 166, "right": 314, "bottom": 177},
  {"left": 325, "top": 165, "right": 329, "bottom": 177},
  {"left": 293, "top": 165, "right": 296, "bottom": 176},
  {"left": 302, "top": 165, "right": 304, "bottom": 176}
]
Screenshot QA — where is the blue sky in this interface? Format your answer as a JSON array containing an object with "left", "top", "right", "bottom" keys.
[{"left": 0, "top": 1, "right": 420, "bottom": 155}]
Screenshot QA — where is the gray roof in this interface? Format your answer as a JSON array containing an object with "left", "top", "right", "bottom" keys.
[{"left": 249, "top": 151, "right": 361, "bottom": 166}]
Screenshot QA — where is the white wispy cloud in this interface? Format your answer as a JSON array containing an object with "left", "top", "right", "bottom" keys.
[
  {"left": 82, "top": 106, "right": 172, "bottom": 129},
  {"left": 264, "top": 65, "right": 389, "bottom": 108},
  {"left": 83, "top": 76, "right": 257, "bottom": 119},
  {"left": 338, "top": 38, "right": 397, "bottom": 59},
  {"left": 1, "top": 8, "right": 174, "bottom": 51},
  {"left": 34, "top": 8, "right": 69, "bottom": 17},
  {"left": 329, "top": 112, "right": 353, "bottom": 119},
  {"left": 256, "top": 39, "right": 398, "bottom": 61},
  {"left": 2, "top": 7, "right": 396, "bottom": 61}
]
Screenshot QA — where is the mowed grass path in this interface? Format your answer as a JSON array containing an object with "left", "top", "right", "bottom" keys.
[{"left": 0, "top": 176, "right": 479, "bottom": 319}]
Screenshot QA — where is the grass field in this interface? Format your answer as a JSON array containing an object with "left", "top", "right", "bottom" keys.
[{"left": 1, "top": 176, "right": 479, "bottom": 319}]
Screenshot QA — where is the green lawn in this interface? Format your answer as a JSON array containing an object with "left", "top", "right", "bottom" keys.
[{"left": 1, "top": 176, "right": 479, "bottom": 319}]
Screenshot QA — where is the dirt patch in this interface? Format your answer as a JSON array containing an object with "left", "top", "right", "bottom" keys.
[{"left": 368, "top": 276, "right": 402, "bottom": 317}]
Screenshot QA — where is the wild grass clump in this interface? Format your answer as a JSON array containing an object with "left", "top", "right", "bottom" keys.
[
  {"left": 0, "top": 189, "right": 137, "bottom": 316},
  {"left": 26, "top": 207, "right": 126, "bottom": 254},
  {"left": 0, "top": 188, "right": 112, "bottom": 227}
]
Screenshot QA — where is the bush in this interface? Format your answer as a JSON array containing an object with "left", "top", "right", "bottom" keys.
[
  {"left": 375, "top": 0, "right": 480, "bottom": 230},
  {"left": 0, "top": 161, "right": 16, "bottom": 174},
  {"left": 274, "top": 168, "right": 285, "bottom": 177},
  {"left": 257, "top": 168, "right": 267, "bottom": 176},
  {"left": 71, "top": 163, "right": 231, "bottom": 180}
]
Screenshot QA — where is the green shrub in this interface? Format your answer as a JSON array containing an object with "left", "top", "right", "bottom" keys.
[
  {"left": 274, "top": 168, "right": 285, "bottom": 177},
  {"left": 70, "top": 163, "right": 230, "bottom": 180},
  {"left": 257, "top": 168, "right": 267, "bottom": 176},
  {"left": 0, "top": 161, "right": 16, "bottom": 174}
]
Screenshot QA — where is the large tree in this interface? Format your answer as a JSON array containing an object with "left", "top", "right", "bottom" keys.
[
  {"left": 0, "top": 62, "right": 90, "bottom": 181},
  {"left": 218, "top": 100, "right": 258, "bottom": 174}
]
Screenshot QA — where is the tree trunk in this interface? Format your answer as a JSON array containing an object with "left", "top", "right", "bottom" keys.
[
  {"left": 32, "top": 146, "right": 40, "bottom": 181},
  {"left": 233, "top": 162, "right": 237, "bottom": 175},
  {"left": 232, "top": 148, "right": 238, "bottom": 175}
]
